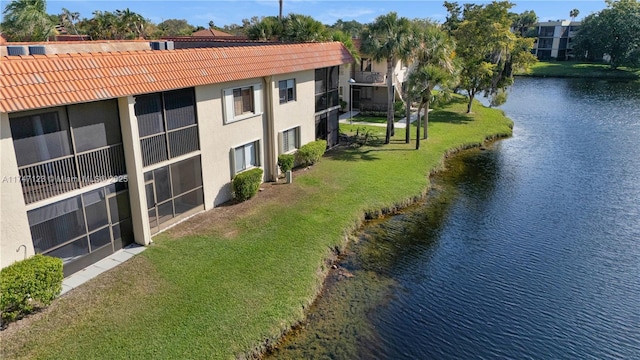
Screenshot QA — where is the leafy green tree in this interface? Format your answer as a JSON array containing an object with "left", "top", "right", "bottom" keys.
[
  {"left": 511, "top": 10, "right": 538, "bottom": 37},
  {"left": 329, "top": 19, "right": 364, "bottom": 38},
  {"left": 246, "top": 16, "right": 283, "bottom": 40},
  {"left": 77, "top": 9, "right": 147, "bottom": 40},
  {"left": 573, "top": 0, "right": 640, "bottom": 68},
  {"left": 442, "top": 1, "right": 462, "bottom": 33},
  {"left": 1, "top": 0, "right": 56, "bottom": 41},
  {"left": 330, "top": 29, "right": 360, "bottom": 63},
  {"left": 453, "top": 1, "right": 536, "bottom": 113},
  {"left": 407, "top": 21, "right": 457, "bottom": 147},
  {"left": 361, "top": 12, "right": 414, "bottom": 144},
  {"left": 281, "top": 13, "right": 329, "bottom": 42},
  {"left": 156, "top": 19, "right": 196, "bottom": 36}
]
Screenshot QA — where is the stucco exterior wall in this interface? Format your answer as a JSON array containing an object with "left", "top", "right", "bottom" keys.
[
  {"left": 0, "top": 112, "right": 35, "bottom": 268},
  {"left": 269, "top": 70, "right": 316, "bottom": 177},
  {"left": 196, "top": 79, "right": 268, "bottom": 207}
]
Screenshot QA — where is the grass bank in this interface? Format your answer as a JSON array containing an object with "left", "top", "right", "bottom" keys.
[
  {"left": 0, "top": 96, "right": 513, "bottom": 359},
  {"left": 518, "top": 61, "right": 640, "bottom": 79}
]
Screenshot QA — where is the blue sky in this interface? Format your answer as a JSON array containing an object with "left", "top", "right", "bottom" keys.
[{"left": 39, "top": 0, "right": 607, "bottom": 28}]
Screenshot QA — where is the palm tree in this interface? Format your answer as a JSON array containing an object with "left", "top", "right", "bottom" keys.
[
  {"left": 407, "top": 23, "right": 457, "bottom": 148},
  {"left": 569, "top": 8, "right": 580, "bottom": 22},
  {"left": 568, "top": 9, "right": 580, "bottom": 60},
  {"left": 281, "top": 13, "right": 328, "bottom": 42},
  {"left": 360, "top": 12, "right": 413, "bottom": 144},
  {"left": 60, "top": 7, "right": 80, "bottom": 36},
  {"left": 1, "top": 0, "right": 56, "bottom": 41},
  {"left": 279, "top": 0, "right": 283, "bottom": 20}
]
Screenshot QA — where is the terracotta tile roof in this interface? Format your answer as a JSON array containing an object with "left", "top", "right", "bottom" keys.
[{"left": 0, "top": 42, "right": 353, "bottom": 113}]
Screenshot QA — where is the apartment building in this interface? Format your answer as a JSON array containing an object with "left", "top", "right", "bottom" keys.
[
  {"left": 0, "top": 40, "right": 352, "bottom": 276},
  {"left": 532, "top": 20, "right": 581, "bottom": 60}
]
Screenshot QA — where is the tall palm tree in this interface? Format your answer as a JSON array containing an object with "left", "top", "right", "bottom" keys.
[
  {"left": 569, "top": 8, "right": 580, "bottom": 22},
  {"left": 279, "top": 0, "right": 283, "bottom": 20},
  {"left": 361, "top": 12, "right": 413, "bottom": 144},
  {"left": 60, "top": 7, "right": 80, "bottom": 36},
  {"left": 407, "top": 23, "right": 457, "bottom": 148},
  {"left": 1, "top": 0, "right": 55, "bottom": 41}
]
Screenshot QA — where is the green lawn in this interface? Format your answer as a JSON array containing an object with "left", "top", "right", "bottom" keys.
[
  {"left": 349, "top": 115, "right": 388, "bottom": 124},
  {"left": 518, "top": 61, "right": 640, "bottom": 79},
  {"left": 0, "top": 96, "right": 513, "bottom": 360}
]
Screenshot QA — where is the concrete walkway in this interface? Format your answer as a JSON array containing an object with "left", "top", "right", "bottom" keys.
[
  {"left": 339, "top": 109, "right": 427, "bottom": 129},
  {"left": 61, "top": 244, "right": 147, "bottom": 295}
]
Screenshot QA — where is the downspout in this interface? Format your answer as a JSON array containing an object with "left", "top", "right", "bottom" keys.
[{"left": 264, "top": 76, "right": 277, "bottom": 182}]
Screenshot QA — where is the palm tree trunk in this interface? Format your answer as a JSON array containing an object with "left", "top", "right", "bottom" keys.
[
  {"left": 385, "top": 59, "right": 394, "bottom": 144},
  {"left": 467, "top": 89, "right": 475, "bottom": 113},
  {"left": 415, "top": 102, "right": 424, "bottom": 150},
  {"left": 423, "top": 99, "right": 430, "bottom": 140},
  {"left": 405, "top": 97, "right": 411, "bottom": 144}
]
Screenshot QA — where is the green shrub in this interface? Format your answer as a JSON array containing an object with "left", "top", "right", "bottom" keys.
[
  {"left": 232, "top": 168, "right": 263, "bottom": 202},
  {"left": 296, "top": 140, "right": 327, "bottom": 166},
  {"left": 394, "top": 100, "right": 406, "bottom": 116},
  {"left": 0, "top": 254, "right": 63, "bottom": 325},
  {"left": 277, "top": 153, "right": 295, "bottom": 173}
]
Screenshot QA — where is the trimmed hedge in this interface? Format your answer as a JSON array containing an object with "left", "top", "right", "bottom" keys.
[
  {"left": 232, "top": 168, "right": 263, "bottom": 202},
  {"left": 296, "top": 140, "right": 327, "bottom": 166},
  {"left": 0, "top": 254, "right": 63, "bottom": 325},
  {"left": 277, "top": 153, "right": 295, "bottom": 173}
]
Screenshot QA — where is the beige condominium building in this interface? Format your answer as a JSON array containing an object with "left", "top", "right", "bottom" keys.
[
  {"left": 0, "top": 40, "right": 352, "bottom": 276},
  {"left": 533, "top": 20, "right": 581, "bottom": 61}
]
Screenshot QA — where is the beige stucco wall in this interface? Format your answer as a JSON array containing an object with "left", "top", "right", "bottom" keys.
[
  {"left": 268, "top": 70, "right": 317, "bottom": 177},
  {"left": 0, "top": 112, "right": 35, "bottom": 269},
  {"left": 196, "top": 79, "right": 268, "bottom": 207}
]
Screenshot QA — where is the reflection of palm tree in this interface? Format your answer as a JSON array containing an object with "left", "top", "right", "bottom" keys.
[{"left": 361, "top": 12, "right": 413, "bottom": 144}]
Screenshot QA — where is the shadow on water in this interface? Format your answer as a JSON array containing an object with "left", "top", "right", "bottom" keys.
[{"left": 266, "top": 146, "right": 502, "bottom": 360}]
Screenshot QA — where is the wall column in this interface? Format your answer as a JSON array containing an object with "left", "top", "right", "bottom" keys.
[
  {"left": 118, "top": 97, "right": 151, "bottom": 246},
  {"left": 0, "top": 112, "right": 35, "bottom": 268}
]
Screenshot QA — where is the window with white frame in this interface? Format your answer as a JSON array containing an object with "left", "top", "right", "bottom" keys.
[
  {"left": 233, "top": 140, "right": 260, "bottom": 175},
  {"left": 280, "top": 127, "right": 300, "bottom": 153},
  {"left": 279, "top": 79, "right": 296, "bottom": 104},
  {"left": 223, "top": 84, "right": 263, "bottom": 124}
]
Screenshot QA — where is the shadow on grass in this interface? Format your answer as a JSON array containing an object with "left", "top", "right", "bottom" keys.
[
  {"left": 429, "top": 110, "right": 473, "bottom": 124},
  {"left": 324, "top": 146, "right": 382, "bottom": 162}
]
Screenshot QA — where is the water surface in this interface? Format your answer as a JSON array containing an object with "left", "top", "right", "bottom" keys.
[{"left": 269, "top": 78, "right": 640, "bottom": 359}]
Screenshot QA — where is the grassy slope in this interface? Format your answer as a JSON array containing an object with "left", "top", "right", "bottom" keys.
[
  {"left": 0, "top": 97, "right": 513, "bottom": 360},
  {"left": 518, "top": 61, "right": 640, "bottom": 79}
]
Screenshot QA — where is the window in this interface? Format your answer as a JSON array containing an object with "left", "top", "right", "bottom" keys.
[
  {"left": 234, "top": 88, "right": 253, "bottom": 115},
  {"left": 280, "top": 127, "right": 299, "bottom": 153},
  {"left": 223, "top": 84, "right": 263, "bottom": 123},
  {"left": 10, "top": 110, "right": 72, "bottom": 167},
  {"left": 233, "top": 141, "right": 260, "bottom": 174},
  {"left": 145, "top": 156, "right": 204, "bottom": 231},
  {"left": 279, "top": 79, "right": 296, "bottom": 104},
  {"left": 135, "top": 88, "right": 199, "bottom": 166}
]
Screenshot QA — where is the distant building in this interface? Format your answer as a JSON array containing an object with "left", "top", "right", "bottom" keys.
[{"left": 532, "top": 20, "right": 581, "bottom": 61}]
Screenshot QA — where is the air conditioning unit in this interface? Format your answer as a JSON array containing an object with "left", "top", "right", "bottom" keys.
[
  {"left": 28, "top": 46, "right": 46, "bottom": 55},
  {"left": 7, "top": 46, "right": 25, "bottom": 56}
]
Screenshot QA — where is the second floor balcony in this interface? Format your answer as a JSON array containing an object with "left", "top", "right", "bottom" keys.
[{"left": 354, "top": 71, "right": 386, "bottom": 84}]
